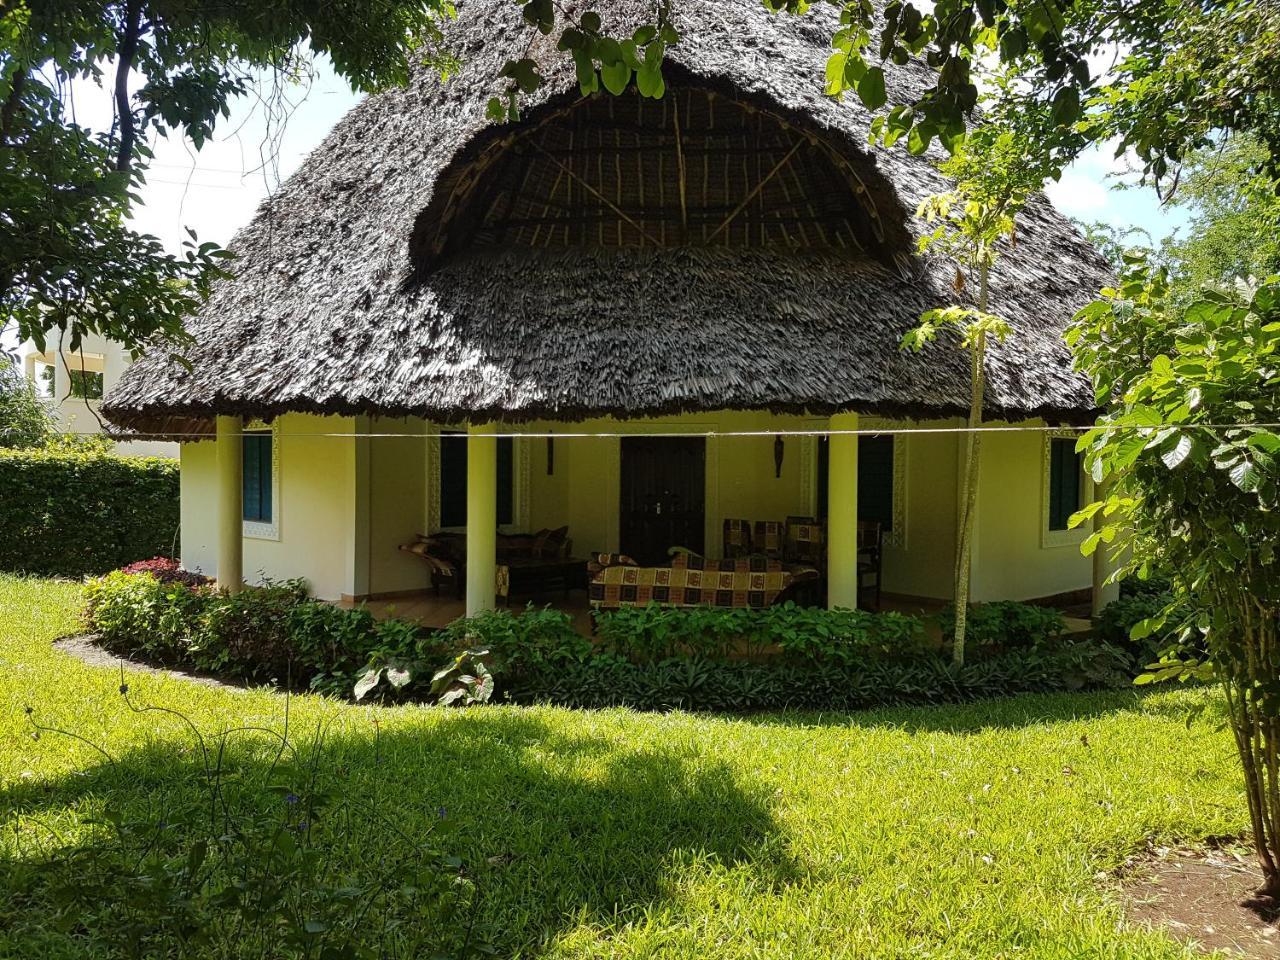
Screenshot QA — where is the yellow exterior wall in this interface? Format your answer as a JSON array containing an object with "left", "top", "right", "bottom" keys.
[
  {"left": 879, "top": 420, "right": 960, "bottom": 601},
  {"left": 181, "top": 413, "right": 357, "bottom": 600},
  {"left": 367, "top": 416, "right": 430, "bottom": 595},
  {"left": 969, "top": 423, "right": 1092, "bottom": 602}
]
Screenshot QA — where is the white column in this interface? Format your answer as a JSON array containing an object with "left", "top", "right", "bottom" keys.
[
  {"left": 827, "top": 411, "right": 860, "bottom": 610},
  {"left": 216, "top": 415, "right": 244, "bottom": 594},
  {"left": 1091, "top": 480, "right": 1120, "bottom": 616},
  {"left": 465, "top": 421, "right": 498, "bottom": 617}
]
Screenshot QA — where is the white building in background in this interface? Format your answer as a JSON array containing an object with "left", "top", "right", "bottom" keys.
[{"left": 17, "top": 332, "right": 177, "bottom": 459}]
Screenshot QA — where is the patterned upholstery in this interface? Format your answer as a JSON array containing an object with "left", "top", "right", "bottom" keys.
[
  {"left": 589, "top": 552, "right": 816, "bottom": 610},
  {"left": 785, "top": 519, "right": 825, "bottom": 567},
  {"left": 722, "top": 519, "right": 753, "bottom": 558},
  {"left": 752, "top": 521, "right": 785, "bottom": 558}
]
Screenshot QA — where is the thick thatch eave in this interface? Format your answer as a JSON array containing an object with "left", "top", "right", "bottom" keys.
[{"left": 103, "top": 0, "right": 1109, "bottom": 436}]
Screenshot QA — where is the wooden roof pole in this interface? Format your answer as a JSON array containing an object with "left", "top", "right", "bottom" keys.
[
  {"left": 673, "top": 93, "right": 689, "bottom": 237},
  {"left": 705, "top": 137, "right": 805, "bottom": 244},
  {"left": 528, "top": 139, "right": 665, "bottom": 248}
]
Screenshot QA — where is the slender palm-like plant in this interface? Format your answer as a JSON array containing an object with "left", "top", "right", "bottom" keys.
[{"left": 901, "top": 130, "right": 1044, "bottom": 665}]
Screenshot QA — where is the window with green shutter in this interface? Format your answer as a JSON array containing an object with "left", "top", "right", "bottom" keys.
[
  {"left": 242, "top": 431, "right": 273, "bottom": 523},
  {"left": 1047, "top": 437, "right": 1082, "bottom": 531},
  {"left": 816, "top": 434, "right": 895, "bottom": 531},
  {"left": 439, "top": 432, "right": 514, "bottom": 528}
]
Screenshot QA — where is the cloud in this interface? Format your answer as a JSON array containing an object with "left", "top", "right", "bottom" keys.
[{"left": 1046, "top": 169, "right": 1111, "bottom": 216}]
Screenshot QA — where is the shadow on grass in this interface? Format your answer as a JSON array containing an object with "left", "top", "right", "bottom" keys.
[
  {"left": 1, "top": 706, "right": 797, "bottom": 956},
  {"left": 739, "top": 687, "right": 1217, "bottom": 734}
]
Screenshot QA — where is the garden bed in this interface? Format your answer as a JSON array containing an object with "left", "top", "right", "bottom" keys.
[{"left": 81, "top": 564, "right": 1170, "bottom": 710}]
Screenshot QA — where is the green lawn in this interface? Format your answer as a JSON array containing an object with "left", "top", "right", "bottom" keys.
[{"left": 0, "top": 574, "right": 1246, "bottom": 958}]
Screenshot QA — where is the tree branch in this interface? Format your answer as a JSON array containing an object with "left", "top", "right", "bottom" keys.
[
  {"left": 0, "top": 69, "right": 25, "bottom": 145},
  {"left": 114, "top": 0, "right": 143, "bottom": 172}
]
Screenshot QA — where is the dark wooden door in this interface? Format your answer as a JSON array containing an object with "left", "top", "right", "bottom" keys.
[{"left": 620, "top": 437, "right": 705, "bottom": 565}]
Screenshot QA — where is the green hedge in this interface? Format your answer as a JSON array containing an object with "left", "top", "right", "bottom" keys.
[{"left": 0, "top": 448, "right": 180, "bottom": 576}]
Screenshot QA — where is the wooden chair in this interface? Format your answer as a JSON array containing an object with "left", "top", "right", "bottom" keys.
[{"left": 857, "top": 520, "right": 883, "bottom": 609}]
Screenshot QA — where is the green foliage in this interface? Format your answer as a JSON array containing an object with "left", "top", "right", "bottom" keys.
[
  {"left": 83, "top": 571, "right": 441, "bottom": 695},
  {"left": 1070, "top": 264, "right": 1280, "bottom": 893},
  {"left": 86, "top": 582, "right": 1141, "bottom": 712},
  {"left": 0, "top": 446, "right": 178, "bottom": 576},
  {"left": 427, "top": 603, "right": 1134, "bottom": 710},
  {"left": 1, "top": 0, "right": 455, "bottom": 355},
  {"left": 595, "top": 602, "right": 926, "bottom": 664},
  {"left": 0, "top": 353, "right": 52, "bottom": 449},
  {"left": 1079, "top": 136, "right": 1280, "bottom": 305},
  {"left": 938, "top": 601, "right": 1064, "bottom": 652},
  {"left": 497, "top": 640, "right": 1135, "bottom": 711},
  {"left": 1160, "top": 137, "right": 1280, "bottom": 303}
]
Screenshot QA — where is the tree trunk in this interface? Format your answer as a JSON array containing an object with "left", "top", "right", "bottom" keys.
[
  {"left": 1220, "top": 581, "right": 1280, "bottom": 902},
  {"left": 952, "top": 262, "right": 990, "bottom": 667}
]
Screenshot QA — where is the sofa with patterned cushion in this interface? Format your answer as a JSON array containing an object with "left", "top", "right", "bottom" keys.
[
  {"left": 401, "top": 526, "right": 573, "bottom": 598},
  {"left": 588, "top": 551, "right": 818, "bottom": 611}
]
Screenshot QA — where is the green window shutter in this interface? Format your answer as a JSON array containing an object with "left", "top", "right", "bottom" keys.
[
  {"left": 439, "top": 433, "right": 515, "bottom": 528},
  {"left": 440, "top": 432, "right": 467, "bottom": 527},
  {"left": 817, "top": 435, "right": 895, "bottom": 531},
  {"left": 857, "top": 436, "right": 894, "bottom": 532},
  {"left": 242, "top": 432, "right": 272, "bottom": 523},
  {"left": 816, "top": 436, "right": 829, "bottom": 521},
  {"left": 497, "top": 436, "right": 514, "bottom": 526},
  {"left": 1048, "top": 438, "right": 1081, "bottom": 531}
]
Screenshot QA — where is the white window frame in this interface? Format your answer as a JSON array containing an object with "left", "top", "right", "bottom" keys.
[
  {"left": 1041, "top": 429, "right": 1090, "bottom": 549},
  {"left": 243, "top": 420, "right": 281, "bottom": 541}
]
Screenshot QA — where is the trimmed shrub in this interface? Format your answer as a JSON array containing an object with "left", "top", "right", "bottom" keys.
[
  {"left": 83, "top": 571, "right": 438, "bottom": 693},
  {"left": 0, "top": 447, "right": 179, "bottom": 576},
  {"left": 119, "top": 556, "right": 212, "bottom": 587},
  {"left": 434, "top": 603, "right": 1134, "bottom": 710}
]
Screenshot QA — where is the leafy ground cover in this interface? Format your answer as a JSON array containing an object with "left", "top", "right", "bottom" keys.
[{"left": 0, "top": 574, "right": 1248, "bottom": 958}]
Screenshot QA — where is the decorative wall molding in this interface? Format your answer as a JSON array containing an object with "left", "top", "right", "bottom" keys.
[
  {"left": 426, "top": 425, "right": 442, "bottom": 533},
  {"left": 515, "top": 434, "right": 532, "bottom": 530},
  {"left": 604, "top": 434, "right": 621, "bottom": 553},
  {"left": 799, "top": 419, "right": 822, "bottom": 519},
  {"left": 242, "top": 418, "right": 281, "bottom": 542}
]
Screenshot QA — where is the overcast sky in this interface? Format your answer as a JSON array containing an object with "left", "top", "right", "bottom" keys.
[{"left": 6, "top": 58, "right": 1187, "bottom": 354}]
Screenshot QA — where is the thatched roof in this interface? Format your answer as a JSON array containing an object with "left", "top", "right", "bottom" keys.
[{"left": 104, "top": 0, "right": 1110, "bottom": 436}]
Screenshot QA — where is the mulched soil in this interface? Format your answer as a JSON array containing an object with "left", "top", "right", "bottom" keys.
[{"left": 1120, "top": 843, "right": 1280, "bottom": 957}]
